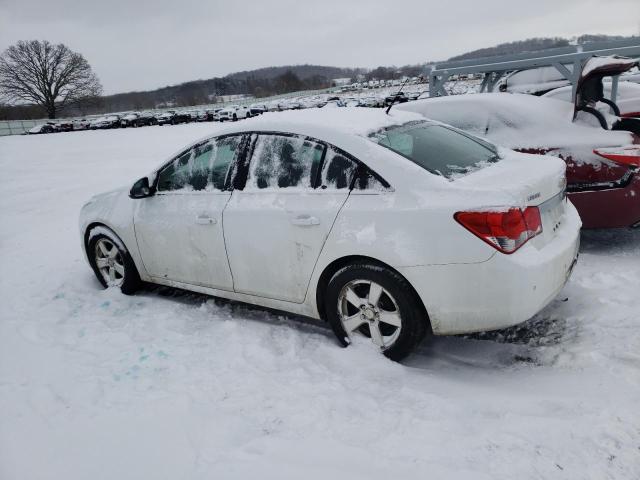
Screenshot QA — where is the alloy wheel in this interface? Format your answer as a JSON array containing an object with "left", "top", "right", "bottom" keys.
[
  {"left": 337, "top": 279, "right": 402, "bottom": 349},
  {"left": 94, "top": 238, "right": 125, "bottom": 287}
]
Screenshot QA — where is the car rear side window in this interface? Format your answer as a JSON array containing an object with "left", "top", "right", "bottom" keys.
[
  {"left": 156, "top": 135, "right": 242, "bottom": 192},
  {"left": 320, "top": 148, "right": 357, "bottom": 189},
  {"left": 246, "top": 134, "right": 325, "bottom": 189},
  {"left": 370, "top": 121, "right": 499, "bottom": 179}
]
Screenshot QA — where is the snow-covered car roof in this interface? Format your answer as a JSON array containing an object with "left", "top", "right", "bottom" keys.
[
  {"left": 396, "top": 93, "right": 633, "bottom": 150},
  {"left": 214, "top": 107, "right": 424, "bottom": 139}
]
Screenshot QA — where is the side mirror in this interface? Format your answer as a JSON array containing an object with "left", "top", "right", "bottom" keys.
[{"left": 129, "top": 177, "right": 154, "bottom": 199}]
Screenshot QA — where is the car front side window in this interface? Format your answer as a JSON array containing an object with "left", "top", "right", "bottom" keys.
[{"left": 156, "top": 135, "right": 242, "bottom": 192}]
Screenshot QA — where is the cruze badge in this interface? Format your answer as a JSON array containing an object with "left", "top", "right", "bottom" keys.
[{"left": 527, "top": 192, "right": 541, "bottom": 202}]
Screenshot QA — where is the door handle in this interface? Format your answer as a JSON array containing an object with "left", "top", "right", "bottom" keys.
[
  {"left": 195, "top": 215, "right": 217, "bottom": 225},
  {"left": 290, "top": 214, "right": 320, "bottom": 226}
]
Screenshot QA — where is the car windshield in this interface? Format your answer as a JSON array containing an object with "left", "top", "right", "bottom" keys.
[{"left": 369, "top": 121, "right": 499, "bottom": 179}]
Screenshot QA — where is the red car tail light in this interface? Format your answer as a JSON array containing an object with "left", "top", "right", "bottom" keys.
[
  {"left": 593, "top": 146, "right": 640, "bottom": 168},
  {"left": 454, "top": 207, "right": 543, "bottom": 254}
]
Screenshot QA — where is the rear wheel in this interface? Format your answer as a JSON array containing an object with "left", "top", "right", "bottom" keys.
[
  {"left": 232, "top": 114, "right": 238, "bottom": 121},
  {"left": 87, "top": 231, "right": 141, "bottom": 295},
  {"left": 325, "top": 262, "right": 429, "bottom": 361}
]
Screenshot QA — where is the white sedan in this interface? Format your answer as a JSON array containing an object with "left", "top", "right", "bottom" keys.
[
  {"left": 217, "top": 105, "right": 251, "bottom": 121},
  {"left": 79, "top": 109, "right": 581, "bottom": 360}
]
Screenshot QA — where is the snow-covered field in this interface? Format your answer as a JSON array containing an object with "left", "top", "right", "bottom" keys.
[{"left": 1, "top": 124, "right": 639, "bottom": 480}]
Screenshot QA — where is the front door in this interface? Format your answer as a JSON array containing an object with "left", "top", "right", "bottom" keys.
[{"left": 133, "top": 135, "right": 243, "bottom": 289}]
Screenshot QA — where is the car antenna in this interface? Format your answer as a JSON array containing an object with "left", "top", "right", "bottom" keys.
[{"left": 386, "top": 77, "right": 411, "bottom": 114}]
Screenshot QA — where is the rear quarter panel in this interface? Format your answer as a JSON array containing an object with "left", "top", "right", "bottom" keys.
[{"left": 306, "top": 188, "right": 499, "bottom": 315}]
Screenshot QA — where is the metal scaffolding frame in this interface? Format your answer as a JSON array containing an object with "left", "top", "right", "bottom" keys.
[{"left": 429, "top": 38, "right": 640, "bottom": 101}]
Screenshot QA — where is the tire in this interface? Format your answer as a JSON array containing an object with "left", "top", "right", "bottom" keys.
[
  {"left": 87, "top": 230, "right": 141, "bottom": 295},
  {"left": 324, "top": 262, "right": 429, "bottom": 361},
  {"left": 232, "top": 114, "right": 237, "bottom": 122}
]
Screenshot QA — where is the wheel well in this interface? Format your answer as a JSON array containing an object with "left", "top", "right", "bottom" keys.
[
  {"left": 83, "top": 223, "right": 125, "bottom": 259},
  {"left": 314, "top": 255, "right": 429, "bottom": 325}
]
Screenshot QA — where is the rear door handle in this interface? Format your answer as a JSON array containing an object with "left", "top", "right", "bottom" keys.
[
  {"left": 290, "top": 214, "right": 320, "bottom": 226},
  {"left": 195, "top": 215, "right": 217, "bottom": 225}
]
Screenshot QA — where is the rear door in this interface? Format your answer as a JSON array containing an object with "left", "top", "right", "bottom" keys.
[
  {"left": 133, "top": 135, "right": 244, "bottom": 289},
  {"left": 223, "top": 134, "right": 357, "bottom": 303}
]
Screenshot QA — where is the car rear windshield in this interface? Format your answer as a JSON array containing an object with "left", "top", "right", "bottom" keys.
[{"left": 369, "top": 121, "right": 499, "bottom": 179}]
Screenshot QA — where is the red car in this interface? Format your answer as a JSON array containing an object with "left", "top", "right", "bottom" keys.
[{"left": 397, "top": 57, "right": 640, "bottom": 229}]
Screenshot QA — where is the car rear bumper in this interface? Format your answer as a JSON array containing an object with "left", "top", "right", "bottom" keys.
[
  {"left": 398, "top": 203, "right": 582, "bottom": 335},
  {"left": 567, "top": 172, "right": 640, "bottom": 228}
]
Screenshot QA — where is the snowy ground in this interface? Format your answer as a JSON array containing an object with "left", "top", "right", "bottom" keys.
[{"left": 1, "top": 124, "right": 639, "bottom": 480}]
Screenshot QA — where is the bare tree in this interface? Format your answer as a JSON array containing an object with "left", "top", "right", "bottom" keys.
[{"left": 0, "top": 40, "right": 102, "bottom": 119}]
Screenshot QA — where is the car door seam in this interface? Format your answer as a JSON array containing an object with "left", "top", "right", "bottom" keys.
[{"left": 300, "top": 190, "right": 352, "bottom": 304}]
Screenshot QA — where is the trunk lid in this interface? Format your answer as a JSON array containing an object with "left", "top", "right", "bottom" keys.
[{"left": 454, "top": 148, "right": 568, "bottom": 245}]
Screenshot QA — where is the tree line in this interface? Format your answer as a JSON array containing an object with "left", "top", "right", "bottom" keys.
[{"left": 1, "top": 35, "right": 635, "bottom": 120}]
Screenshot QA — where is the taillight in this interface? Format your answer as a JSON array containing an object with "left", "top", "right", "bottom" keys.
[
  {"left": 454, "top": 206, "right": 543, "bottom": 254},
  {"left": 593, "top": 146, "right": 640, "bottom": 168}
]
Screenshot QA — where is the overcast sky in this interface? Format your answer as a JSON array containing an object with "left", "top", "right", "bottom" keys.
[{"left": 1, "top": 0, "right": 638, "bottom": 95}]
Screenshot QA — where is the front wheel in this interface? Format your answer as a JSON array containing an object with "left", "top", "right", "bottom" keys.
[
  {"left": 87, "top": 231, "right": 141, "bottom": 294},
  {"left": 325, "top": 263, "right": 429, "bottom": 361}
]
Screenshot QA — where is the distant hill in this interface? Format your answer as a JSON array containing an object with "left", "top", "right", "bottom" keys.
[
  {"left": 448, "top": 34, "right": 636, "bottom": 61},
  {"left": 76, "top": 65, "right": 363, "bottom": 116},
  {"left": 226, "top": 64, "right": 362, "bottom": 82}
]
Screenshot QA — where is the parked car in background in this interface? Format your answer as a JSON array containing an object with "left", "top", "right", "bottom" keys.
[
  {"left": 90, "top": 115, "right": 121, "bottom": 129},
  {"left": 360, "top": 97, "right": 382, "bottom": 108},
  {"left": 196, "top": 109, "right": 217, "bottom": 122},
  {"left": 320, "top": 99, "right": 344, "bottom": 108},
  {"left": 157, "top": 111, "right": 191, "bottom": 126},
  {"left": 56, "top": 120, "right": 74, "bottom": 132},
  {"left": 73, "top": 119, "right": 92, "bottom": 131},
  {"left": 398, "top": 93, "right": 640, "bottom": 228},
  {"left": 249, "top": 104, "right": 267, "bottom": 116},
  {"left": 120, "top": 113, "right": 141, "bottom": 128},
  {"left": 119, "top": 112, "right": 156, "bottom": 127},
  {"left": 186, "top": 110, "right": 201, "bottom": 122},
  {"left": 384, "top": 93, "right": 409, "bottom": 107},
  {"left": 498, "top": 66, "right": 570, "bottom": 95},
  {"left": 27, "top": 122, "right": 57, "bottom": 134},
  {"left": 137, "top": 112, "right": 158, "bottom": 126},
  {"left": 217, "top": 105, "right": 251, "bottom": 121}
]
